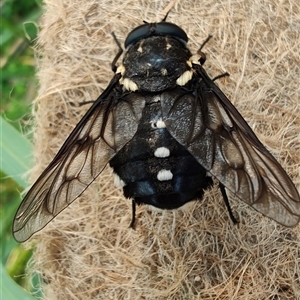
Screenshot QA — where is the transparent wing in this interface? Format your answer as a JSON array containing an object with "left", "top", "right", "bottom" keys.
[
  {"left": 161, "top": 66, "right": 300, "bottom": 227},
  {"left": 13, "top": 75, "right": 146, "bottom": 242}
]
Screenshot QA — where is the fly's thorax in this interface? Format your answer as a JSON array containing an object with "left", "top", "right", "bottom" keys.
[{"left": 118, "top": 36, "right": 194, "bottom": 92}]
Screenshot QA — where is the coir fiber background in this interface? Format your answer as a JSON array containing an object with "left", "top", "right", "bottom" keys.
[{"left": 25, "top": 0, "right": 300, "bottom": 299}]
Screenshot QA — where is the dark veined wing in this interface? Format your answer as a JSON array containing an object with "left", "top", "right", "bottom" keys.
[
  {"left": 161, "top": 65, "right": 300, "bottom": 227},
  {"left": 13, "top": 74, "right": 146, "bottom": 242}
]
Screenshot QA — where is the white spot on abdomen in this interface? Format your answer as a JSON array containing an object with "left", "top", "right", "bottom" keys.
[
  {"left": 154, "top": 147, "right": 170, "bottom": 158},
  {"left": 151, "top": 118, "right": 166, "bottom": 129},
  {"left": 157, "top": 119, "right": 166, "bottom": 128},
  {"left": 114, "top": 173, "right": 126, "bottom": 188},
  {"left": 157, "top": 169, "right": 173, "bottom": 181}
]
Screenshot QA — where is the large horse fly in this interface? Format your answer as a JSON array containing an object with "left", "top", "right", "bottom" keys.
[{"left": 13, "top": 21, "right": 300, "bottom": 242}]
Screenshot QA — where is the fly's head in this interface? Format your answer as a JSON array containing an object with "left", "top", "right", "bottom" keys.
[{"left": 117, "top": 22, "right": 195, "bottom": 92}]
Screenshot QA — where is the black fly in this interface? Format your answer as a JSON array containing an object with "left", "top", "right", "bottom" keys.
[{"left": 13, "top": 21, "right": 300, "bottom": 242}]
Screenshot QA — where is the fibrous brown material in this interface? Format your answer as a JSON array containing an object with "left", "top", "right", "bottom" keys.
[{"left": 26, "top": 0, "right": 299, "bottom": 299}]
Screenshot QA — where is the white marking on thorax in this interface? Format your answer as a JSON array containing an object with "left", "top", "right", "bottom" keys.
[
  {"left": 137, "top": 41, "right": 144, "bottom": 53},
  {"left": 154, "top": 147, "right": 170, "bottom": 158},
  {"left": 176, "top": 70, "right": 193, "bottom": 86},
  {"left": 157, "top": 169, "right": 173, "bottom": 181},
  {"left": 119, "top": 77, "right": 138, "bottom": 91},
  {"left": 161, "top": 68, "right": 168, "bottom": 76},
  {"left": 116, "top": 64, "right": 125, "bottom": 75},
  {"left": 188, "top": 55, "right": 200, "bottom": 66}
]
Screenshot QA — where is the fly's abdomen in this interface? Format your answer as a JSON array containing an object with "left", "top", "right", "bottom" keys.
[{"left": 109, "top": 98, "right": 213, "bottom": 209}]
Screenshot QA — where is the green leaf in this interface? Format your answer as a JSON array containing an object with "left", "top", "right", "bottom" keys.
[
  {"left": 1, "top": 1, "right": 42, "bottom": 298},
  {"left": 0, "top": 116, "right": 33, "bottom": 188},
  {"left": 0, "top": 118, "right": 40, "bottom": 298},
  {"left": 0, "top": 264, "right": 36, "bottom": 300}
]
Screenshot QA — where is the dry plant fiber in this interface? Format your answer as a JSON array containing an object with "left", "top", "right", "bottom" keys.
[{"left": 24, "top": 0, "right": 300, "bottom": 299}]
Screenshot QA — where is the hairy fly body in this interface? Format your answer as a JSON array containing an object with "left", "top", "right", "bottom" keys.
[{"left": 13, "top": 21, "right": 300, "bottom": 242}]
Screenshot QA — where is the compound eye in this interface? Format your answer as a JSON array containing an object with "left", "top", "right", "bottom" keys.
[
  {"left": 124, "top": 22, "right": 188, "bottom": 48},
  {"left": 155, "top": 22, "right": 188, "bottom": 43},
  {"left": 125, "top": 24, "right": 150, "bottom": 48}
]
